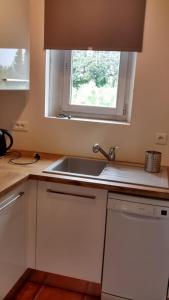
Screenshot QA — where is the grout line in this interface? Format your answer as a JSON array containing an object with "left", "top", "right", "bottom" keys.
[{"left": 33, "top": 285, "right": 45, "bottom": 300}]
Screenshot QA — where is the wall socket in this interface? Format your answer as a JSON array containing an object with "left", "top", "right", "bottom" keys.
[
  {"left": 13, "top": 121, "right": 28, "bottom": 132},
  {"left": 155, "top": 132, "right": 168, "bottom": 145}
]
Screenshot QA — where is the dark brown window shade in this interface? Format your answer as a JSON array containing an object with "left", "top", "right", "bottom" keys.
[{"left": 44, "top": 0, "right": 146, "bottom": 52}]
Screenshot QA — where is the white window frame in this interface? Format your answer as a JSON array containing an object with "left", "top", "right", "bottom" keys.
[{"left": 45, "top": 50, "right": 136, "bottom": 122}]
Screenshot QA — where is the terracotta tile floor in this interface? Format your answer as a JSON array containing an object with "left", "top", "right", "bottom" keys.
[
  {"left": 6, "top": 269, "right": 101, "bottom": 300},
  {"left": 14, "top": 281, "right": 100, "bottom": 300}
]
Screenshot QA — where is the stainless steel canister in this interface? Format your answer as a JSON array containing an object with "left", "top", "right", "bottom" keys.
[{"left": 144, "top": 151, "right": 161, "bottom": 173}]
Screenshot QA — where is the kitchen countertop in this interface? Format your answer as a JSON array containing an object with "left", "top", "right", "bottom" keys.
[{"left": 0, "top": 151, "right": 169, "bottom": 200}]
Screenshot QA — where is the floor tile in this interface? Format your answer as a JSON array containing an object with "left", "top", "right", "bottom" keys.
[
  {"left": 29, "top": 270, "right": 47, "bottom": 285},
  {"left": 30, "top": 271, "right": 101, "bottom": 296},
  {"left": 15, "top": 281, "right": 41, "bottom": 300},
  {"left": 36, "top": 286, "right": 85, "bottom": 300},
  {"left": 5, "top": 269, "right": 101, "bottom": 300},
  {"left": 84, "top": 296, "right": 100, "bottom": 300},
  {"left": 85, "top": 282, "right": 101, "bottom": 297},
  {"left": 44, "top": 273, "right": 89, "bottom": 294}
]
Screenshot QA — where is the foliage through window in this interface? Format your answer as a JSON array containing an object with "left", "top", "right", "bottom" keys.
[
  {"left": 71, "top": 51, "right": 120, "bottom": 108},
  {"left": 45, "top": 50, "right": 136, "bottom": 121},
  {"left": 0, "top": 49, "right": 29, "bottom": 90}
]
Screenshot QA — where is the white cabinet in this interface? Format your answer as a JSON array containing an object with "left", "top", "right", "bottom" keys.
[
  {"left": 0, "top": 0, "right": 29, "bottom": 49},
  {"left": 36, "top": 181, "right": 107, "bottom": 283},
  {"left": 0, "top": 184, "right": 27, "bottom": 299},
  {"left": 0, "top": 0, "right": 29, "bottom": 90}
]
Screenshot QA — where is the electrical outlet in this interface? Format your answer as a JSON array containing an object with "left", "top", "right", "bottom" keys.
[
  {"left": 155, "top": 132, "right": 168, "bottom": 145},
  {"left": 13, "top": 121, "right": 28, "bottom": 132}
]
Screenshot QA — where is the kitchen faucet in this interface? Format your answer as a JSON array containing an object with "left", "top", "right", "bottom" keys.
[{"left": 92, "top": 144, "right": 118, "bottom": 161}]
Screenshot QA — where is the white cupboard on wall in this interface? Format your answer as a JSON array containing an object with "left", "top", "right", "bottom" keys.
[
  {"left": 0, "top": 184, "right": 27, "bottom": 299},
  {"left": 36, "top": 181, "right": 107, "bottom": 283},
  {"left": 0, "top": 0, "right": 29, "bottom": 90},
  {"left": 0, "top": 0, "right": 29, "bottom": 49}
]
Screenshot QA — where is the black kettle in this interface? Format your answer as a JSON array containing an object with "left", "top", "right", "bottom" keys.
[{"left": 0, "top": 129, "right": 13, "bottom": 156}]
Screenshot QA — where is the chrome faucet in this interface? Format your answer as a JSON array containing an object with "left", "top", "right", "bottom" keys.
[{"left": 92, "top": 144, "right": 118, "bottom": 161}]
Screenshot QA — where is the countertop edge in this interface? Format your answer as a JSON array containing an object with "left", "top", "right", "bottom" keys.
[{"left": 29, "top": 173, "right": 169, "bottom": 200}]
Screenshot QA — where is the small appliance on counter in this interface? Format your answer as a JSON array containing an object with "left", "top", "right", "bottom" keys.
[{"left": 0, "top": 129, "right": 13, "bottom": 156}]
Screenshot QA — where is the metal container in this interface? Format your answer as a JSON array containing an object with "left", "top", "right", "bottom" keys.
[{"left": 144, "top": 151, "right": 161, "bottom": 173}]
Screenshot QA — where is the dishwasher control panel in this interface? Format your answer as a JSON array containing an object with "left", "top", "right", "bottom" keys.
[
  {"left": 108, "top": 198, "right": 169, "bottom": 219},
  {"left": 154, "top": 207, "right": 169, "bottom": 218}
]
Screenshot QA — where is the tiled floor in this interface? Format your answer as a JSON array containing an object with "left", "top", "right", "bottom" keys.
[
  {"left": 15, "top": 281, "right": 99, "bottom": 300},
  {"left": 5, "top": 269, "right": 101, "bottom": 300}
]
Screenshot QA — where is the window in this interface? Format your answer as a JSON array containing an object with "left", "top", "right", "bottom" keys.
[
  {"left": 45, "top": 50, "right": 136, "bottom": 122},
  {"left": 0, "top": 49, "right": 29, "bottom": 90}
]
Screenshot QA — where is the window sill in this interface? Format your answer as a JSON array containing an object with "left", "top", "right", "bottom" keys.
[{"left": 45, "top": 116, "right": 131, "bottom": 126}]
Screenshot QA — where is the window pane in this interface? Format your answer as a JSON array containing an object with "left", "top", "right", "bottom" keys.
[
  {"left": 0, "top": 49, "right": 29, "bottom": 90},
  {"left": 70, "top": 50, "right": 120, "bottom": 108}
]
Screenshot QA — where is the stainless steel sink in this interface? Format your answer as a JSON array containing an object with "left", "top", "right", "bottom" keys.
[
  {"left": 43, "top": 156, "right": 107, "bottom": 178},
  {"left": 43, "top": 156, "right": 169, "bottom": 188}
]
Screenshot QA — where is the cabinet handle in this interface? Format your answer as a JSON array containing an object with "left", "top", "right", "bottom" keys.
[
  {"left": 46, "top": 189, "right": 96, "bottom": 200},
  {"left": 0, "top": 192, "right": 24, "bottom": 214}
]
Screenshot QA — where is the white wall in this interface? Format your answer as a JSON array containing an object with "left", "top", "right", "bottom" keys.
[{"left": 0, "top": 0, "right": 169, "bottom": 165}]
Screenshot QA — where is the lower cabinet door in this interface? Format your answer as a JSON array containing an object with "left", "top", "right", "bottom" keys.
[
  {"left": 0, "top": 184, "right": 26, "bottom": 299},
  {"left": 36, "top": 181, "right": 107, "bottom": 283}
]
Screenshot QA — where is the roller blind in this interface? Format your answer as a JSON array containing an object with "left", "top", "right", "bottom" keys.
[
  {"left": 44, "top": 0, "right": 146, "bottom": 52},
  {"left": 0, "top": 0, "right": 29, "bottom": 48}
]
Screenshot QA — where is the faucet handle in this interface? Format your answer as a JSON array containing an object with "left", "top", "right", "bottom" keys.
[
  {"left": 109, "top": 146, "right": 119, "bottom": 161},
  {"left": 93, "top": 143, "right": 100, "bottom": 153},
  {"left": 109, "top": 145, "right": 119, "bottom": 152}
]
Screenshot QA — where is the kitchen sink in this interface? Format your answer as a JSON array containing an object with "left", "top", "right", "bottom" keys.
[
  {"left": 43, "top": 156, "right": 107, "bottom": 178},
  {"left": 43, "top": 156, "right": 169, "bottom": 188}
]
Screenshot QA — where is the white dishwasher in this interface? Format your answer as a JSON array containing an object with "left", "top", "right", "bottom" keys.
[{"left": 102, "top": 193, "right": 169, "bottom": 300}]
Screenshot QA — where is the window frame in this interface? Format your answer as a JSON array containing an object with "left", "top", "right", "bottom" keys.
[{"left": 45, "top": 50, "right": 136, "bottom": 122}]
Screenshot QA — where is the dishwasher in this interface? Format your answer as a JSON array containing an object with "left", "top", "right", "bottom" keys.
[{"left": 102, "top": 193, "right": 169, "bottom": 300}]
